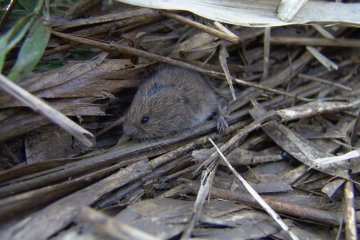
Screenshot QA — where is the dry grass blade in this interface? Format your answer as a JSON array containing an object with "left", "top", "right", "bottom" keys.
[
  {"left": 250, "top": 103, "right": 354, "bottom": 180},
  {"left": 276, "top": 100, "right": 360, "bottom": 122},
  {"left": 0, "top": 0, "right": 17, "bottom": 30},
  {"left": 160, "top": 11, "right": 240, "bottom": 44},
  {"left": 67, "top": 0, "right": 102, "bottom": 19},
  {"left": 186, "top": 180, "right": 340, "bottom": 226},
  {"left": 298, "top": 73, "right": 352, "bottom": 91},
  {"left": 0, "top": 160, "right": 152, "bottom": 240},
  {"left": 55, "top": 8, "right": 155, "bottom": 31},
  {"left": 195, "top": 112, "right": 276, "bottom": 173},
  {"left": 117, "top": 0, "right": 360, "bottom": 26},
  {"left": 277, "top": 0, "right": 309, "bottom": 22},
  {"left": 0, "top": 157, "right": 144, "bottom": 217},
  {"left": 344, "top": 181, "right": 358, "bottom": 240},
  {"left": 306, "top": 46, "right": 338, "bottom": 71},
  {"left": 270, "top": 37, "right": 360, "bottom": 48},
  {"left": 312, "top": 24, "right": 335, "bottom": 39},
  {"left": 52, "top": 31, "right": 313, "bottom": 103},
  {"left": 351, "top": 112, "right": 360, "bottom": 146},
  {"left": 262, "top": 27, "right": 271, "bottom": 80},
  {"left": 212, "top": 21, "right": 238, "bottom": 39},
  {"left": 208, "top": 138, "right": 299, "bottom": 240},
  {"left": 1, "top": 1, "right": 359, "bottom": 239},
  {"left": 233, "top": 78, "right": 312, "bottom": 102},
  {"left": 181, "top": 162, "right": 217, "bottom": 240},
  {"left": 219, "top": 43, "right": 236, "bottom": 100},
  {"left": 0, "top": 74, "right": 95, "bottom": 147},
  {"left": 79, "top": 207, "right": 159, "bottom": 240},
  {"left": 51, "top": 31, "right": 222, "bottom": 77},
  {"left": 314, "top": 150, "right": 360, "bottom": 167}
]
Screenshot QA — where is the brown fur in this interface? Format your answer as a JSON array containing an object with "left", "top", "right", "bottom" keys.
[{"left": 123, "top": 66, "right": 220, "bottom": 140}]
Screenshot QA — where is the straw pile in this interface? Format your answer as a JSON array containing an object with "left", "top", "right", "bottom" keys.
[{"left": 0, "top": 0, "right": 359, "bottom": 239}]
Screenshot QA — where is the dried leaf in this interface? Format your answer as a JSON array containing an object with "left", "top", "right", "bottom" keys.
[
  {"left": 117, "top": 0, "right": 360, "bottom": 26},
  {"left": 278, "top": 0, "right": 309, "bottom": 22},
  {"left": 321, "top": 179, "right": 345, "bottom": 198},
  {"left": 250, "top": 103, "right": 352, "bottom": 180}
]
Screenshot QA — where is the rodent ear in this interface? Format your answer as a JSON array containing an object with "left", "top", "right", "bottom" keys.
[{"left": 148, "top": 83, "right": 165, "bottom": 96}]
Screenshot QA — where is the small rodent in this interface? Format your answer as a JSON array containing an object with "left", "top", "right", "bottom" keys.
[{"left": 123, "top": 65, "right": 227, "bottom": 140}]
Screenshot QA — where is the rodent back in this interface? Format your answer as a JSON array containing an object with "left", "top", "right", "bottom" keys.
[{"left": 123, "top": 66, "right": 218, "bottom": 139}]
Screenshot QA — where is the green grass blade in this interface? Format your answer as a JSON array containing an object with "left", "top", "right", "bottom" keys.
[
  {"left": 7, "top": 17, "right": 51, "bottom": 82},
  {"left": 0, "top": 14, "right": 34, "bottom": 72},
  {"left": 18, "top": 0, "right": 43, "bottom": 13}
]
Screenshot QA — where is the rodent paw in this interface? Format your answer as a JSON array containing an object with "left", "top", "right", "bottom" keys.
[{"left": 216, "top": 116, "right": 228, "bottom": 132}]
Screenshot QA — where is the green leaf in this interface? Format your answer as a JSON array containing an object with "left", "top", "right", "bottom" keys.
[
  {"left": 7, "top": 18, "right": 51, "bottom": 82},
  {"left": 18, "top": 0, "right": 43, "bottom": 13},
  {"left": 0, "top": 14, "right": 34, "bottom": 72}
]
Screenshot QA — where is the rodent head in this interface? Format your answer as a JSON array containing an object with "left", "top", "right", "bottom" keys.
[{"left": 123, "top": 81, "right": 191, "bottom": 140}]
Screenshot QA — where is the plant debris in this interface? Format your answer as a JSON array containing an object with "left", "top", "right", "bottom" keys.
[{"left": 0, "top": 0, "right": 359, "bottom": 240}]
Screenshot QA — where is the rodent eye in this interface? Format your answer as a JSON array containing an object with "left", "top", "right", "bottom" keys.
[{"left": 141, "top": 116, "right": 149, "bottom": 124}]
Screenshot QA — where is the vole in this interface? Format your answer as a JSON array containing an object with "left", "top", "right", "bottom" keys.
[{"left": 123, "top": 65, "right": 228, "bottom": 140}]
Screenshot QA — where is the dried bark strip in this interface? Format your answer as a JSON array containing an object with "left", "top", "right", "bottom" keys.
[
  {"left": 55, "top": 8, "right": 155, "bottom": 31},
  {"left": 0, "top": 157, "right": 144, "bottom": 219},
  {"left": 186, "top": 181, "right": 341, "bottom": 226},
  {"left": 0, "top": 114, "right": 247, "bottom": 198},
  {"left": 0, "top": 160, "right": 153, "bottom": 240},
  {"left": 0, "top": 142, "right": 165, "bottom": 198}
]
